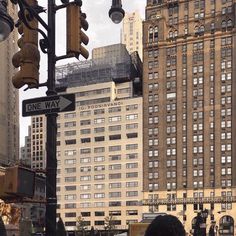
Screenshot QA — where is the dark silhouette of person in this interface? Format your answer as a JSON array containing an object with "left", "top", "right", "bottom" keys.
[
  {"left": 208, "top": 225, "right": 215, "bottom": 236},
  {"left": 145, "top": 214, "right": 186, "bottom": 236}
]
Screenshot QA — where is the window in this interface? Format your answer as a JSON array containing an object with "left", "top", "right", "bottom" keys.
[
  {"left": 109, "top": 183, "right": 121, "bottom": 189},
  {"left": 126, "top": 163, "right": 138, "bottom": 169},
  {"left": 94, "top": 147, "right": 105, "bottom": 153},
  {"left": 126, "top": 123, "right": 138, "bottom": 130},
  {"left": 80, "top": 185, "right": 91, "bottom": 191},
  {"left": 126, "top": 182, "right": 138, "bottom": 188},
  {"left": 109, "top": 134, "right": 121, "bottom": 140},
  {"left": 95, "top": 136, "right": 105, "bottom": 142},
  {"left": 65, "top": 194, "right": 77, "bottom": 200},
  {"left": 94, "top": 118, "right": 105, "bottom": 124},
  {"left": 94, "top": 127, "right": 105, "bottom": 133},
  {"left": 126, "top": 104, "right": 138, "bottom": 111},
  {"left": 94, "top": 109, "right": 105, "bottom": 115},
  {"left": 80, "top": 157, "right": 91, "bottom": 163},
  {"left": 126, "top": 114, "right": 138, "bottom": 120},
  {"left": 80, "top": 166, "right": 91, "bottom": 172},
  {"left": 65, "top": 159, "right": 76, "bottom": 165},
  {"left": 65, "top": 130, "right": 76, "bottom": 136},
  {"left": 94, "top": 156, "right": 105, "bottom": 162},
  {"left": 64, "top": 112, "right": 76, "bottom": 119},
  {"left": 94, "top": 184, "right": 105, "bottom": 190},
  {"left": 80, "top": 148, "right": 91, "bottom": 154},
  {"left": 109, "top": 155, "right": 121, "bottom": 161},
  {"left": 126, "top": 144, "right": 138, "bottom": 150},
  {"left": 65, "top": 150, "right": 76, "bottom": 156},
  {"left": 108, "top": 107, "right": 121, "bottom": 113},
  {"left": 109, "top": 125, "right": 121, "bottom": 131},
  {"left": 109, "top": 192, "right": 121, "bottom": 198},
  {"left": 109, "top": 116, "right": 121, "bottom": 122},
  {"left": 80, "top": 129, "right": 91, "bottom": 135},
  {"left": 109, "top": 173, "right": 121, "bottom": 179},
  {"left": 80, "top": 194, "right": 91, "bottom": 199},
  {"left": 126, "top": 191, "right": 138, "bottom": 197},
  {"left": 65, "top": 167, "right": 76, "bottom": 173},
  {"left": 126, "top": 172, "right": 138, "bottom": 178},
  {"left": 80, "top": 120, "right": 91, "bottom": 126},
  {"left": 94, "top": 193, "right": 105, "bottom": 199},
  {"left": 80, "top": 176, "right": 91, "bottom": 181},
  {"left": 94, "top": 174, "right": 105, "bottom": 180},
  {"left": 65, "top": 186, "right": 76, "bottom": 191},
  {"left": 65, "top": 121, "right": 76, "bottom": 128},
  {"left": 95, "top": 211, "right": 105, "bottom": 216},
  {"left": 109, "top": 145, "right": 121, "bottom": 152},
  {"left": 80, "top": 111, "right": 91, "bottom": 117}
]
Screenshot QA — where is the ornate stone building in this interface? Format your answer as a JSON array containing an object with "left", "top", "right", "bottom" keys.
[{"left": 142, "top": 0, "right": 236, "bottom": 234}]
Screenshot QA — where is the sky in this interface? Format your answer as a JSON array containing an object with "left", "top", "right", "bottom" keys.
[{"left": 19, "top": 0, "right": 146, "bottom": 146}]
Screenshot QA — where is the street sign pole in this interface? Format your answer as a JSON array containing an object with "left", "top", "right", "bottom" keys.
[{"left": 46, "top": 1, "right": 57, "bottom": 235}]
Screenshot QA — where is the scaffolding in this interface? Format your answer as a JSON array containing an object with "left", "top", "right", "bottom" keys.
[{"left": 56, "top": 46, "right": 142, "bottom": 89}]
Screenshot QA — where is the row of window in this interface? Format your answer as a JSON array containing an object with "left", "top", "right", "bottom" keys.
[
  {"left": 61, "top": 210, "right": 138, "bottom": 219},
  {"left": 60, "top": 163, "right": 139, "bottom": 173},
  {"left": 61, "top": 114, "right": 139, "bottom": 128},
  {"left": 58, "top": 133, "right": 139, "bottom": 145},
  {"left": 58, "top": 172, "right": 139, "bottom": 182},
  {"left": 63, "top": 105, "right": 139, "bottom": 119},
  {"left": 148, "top": 179, "right": 233, "bottom": 191},
  {"left": 58, "top": 154, "right": 138, "bottom": 165},
  {"left": 57, "top": 182, "right": 139, "bottom": 192},
  {"left": 61, "top": 145, "right": 139, "bottom": 158},
  {"left": 58, "top": 191, "right": 139, "bottom": 200}
]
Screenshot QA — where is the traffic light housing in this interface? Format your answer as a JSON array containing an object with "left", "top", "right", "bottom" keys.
[
  {"left": 67, "top": 3, "right": 89, "bottom": 59},
  {"left": 0, "top": 166, "right": 35, "bottom": 200},
  {"left": 11, "top": 0, "right": 40, "bottom": 89}
]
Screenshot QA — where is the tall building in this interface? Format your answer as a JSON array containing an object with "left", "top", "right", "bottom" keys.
[
  {"left": 121, "top": 11, "right": 143, "bottom": 60},
  {"left": 55, "top": 44, "right": 142, "bottom": 232},
  {"left": 30, "top": 115, "right": 47, "bottom": 171},
  {"left": 56, "top": 80, "right": 143, "bottom": 232},
  {"left": 20, "top": 123, "right": 46, "bottom": 232},
  {"left": 143, "top": 0, "right": 236, "bottom": 234},
  {"left": 26, "top": 44, "right": 143, "bottom": 232},
  {"left": 20, "top": 126, "right": 31, "bottom": 167},
  {"left": 0, "top": 2, "right": 19, "bottom": 165}
]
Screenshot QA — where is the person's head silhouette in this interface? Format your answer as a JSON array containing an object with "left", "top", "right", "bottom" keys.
[{"left": 145, "top": 214, "right": 185, "bottom": 236}]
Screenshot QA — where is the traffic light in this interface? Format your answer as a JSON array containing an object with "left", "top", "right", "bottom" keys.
[
  {"left": 67, "top": 2, "right": 89, "bottom": 59},
  {"left": 11, "top": 0, "right": 40, "bottom": 89},
  {"left": 0, "top": 166, "right": 35, "bottom": 200}
]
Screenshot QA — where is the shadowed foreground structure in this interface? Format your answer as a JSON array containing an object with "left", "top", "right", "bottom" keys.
[{"left": 145, "top": 215, "right": 185, "bottom": 236}]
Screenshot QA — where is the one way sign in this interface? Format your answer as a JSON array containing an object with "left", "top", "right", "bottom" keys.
[{"left": 22, "top": 94, "right": 76, "bottom": 117}]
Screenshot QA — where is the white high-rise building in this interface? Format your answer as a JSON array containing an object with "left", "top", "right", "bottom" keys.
[
  {"left": 121, "top": 11, "right": 143, "bottom": 60},
  {"left": 25, "top": 44, "right": 143, "bottom": 233},
  {"left": 57, "top": 81, "right": 143, "bottom": 231}
]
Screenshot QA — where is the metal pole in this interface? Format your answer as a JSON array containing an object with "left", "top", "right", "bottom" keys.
[{"left": 45, "top": 0, "right": 57, "bottom": 235}]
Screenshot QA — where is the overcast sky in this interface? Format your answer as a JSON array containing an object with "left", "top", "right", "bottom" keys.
[{"left": 19, "top": 0, "right": 146, "bottom": 146}]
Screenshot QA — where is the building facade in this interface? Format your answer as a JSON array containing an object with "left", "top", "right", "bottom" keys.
[
  {"left": 56, "top": 81, "right": 143, "bottom": 231},
  {"left": 55, "top": 44, "right": 143, "bottom": 232},
  {"left": 20, "top": 121, "right": 46, "bottom": 233},
  {"left": 143, "top": 0, "right": 236, "bottom": 235},
  {"left": 0, "top": 2, "right": 19, "bottom": 165},
  {"left": 121, "top": 11, "right": 143, "bottom": 60},
  {"left": 25, "top": 44, "right": 143, "bottom": 232},
  {"left": 30, "top": 115, "right": 47, "bottom": 171},
  {"left": 20, "top": 126, "right": 32, "bottom": 167}
]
